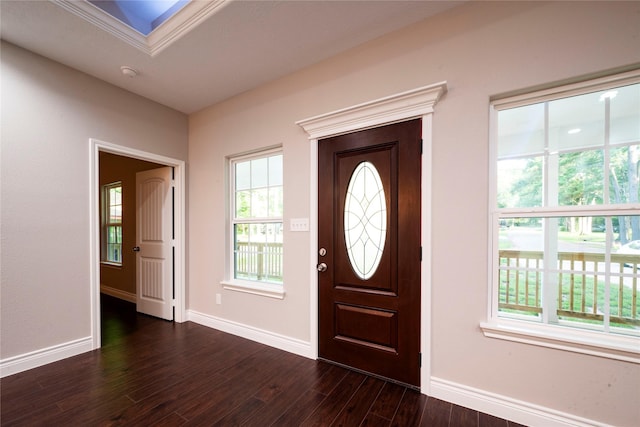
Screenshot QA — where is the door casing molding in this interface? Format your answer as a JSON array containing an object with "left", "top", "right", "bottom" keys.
[
  {"left": 296, "top": 82, "right": 447, "bottom": 394},
  {"left": 89, "top": 139, "right": 187, "bottom": 349}
]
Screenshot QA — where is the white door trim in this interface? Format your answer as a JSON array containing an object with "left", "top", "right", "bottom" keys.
[
  {"left": 89, "top": 139, "right": 186, "bottom": 349},
  {"left": 296, "top": 82, "right": 447, "bottom": 395}
]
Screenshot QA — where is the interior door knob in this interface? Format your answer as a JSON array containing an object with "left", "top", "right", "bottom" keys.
[
  {"left": 317, "top": 262, "right": 327, "bottom": 272},
  {"left": 133, "top": 246, "right": 140, "bottom": 252}
]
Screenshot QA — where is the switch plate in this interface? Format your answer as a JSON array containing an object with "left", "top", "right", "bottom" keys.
[{"left": 290, "top": 218, "right": 309, "bottom": 232}]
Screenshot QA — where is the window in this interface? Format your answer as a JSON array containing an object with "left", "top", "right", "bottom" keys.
[
  {"left": 103, "top": 182, "right": 123, "bottom": 265},
  {"left": 224, "top": 149, "right": 283, "bottom": 297},
  {"left": 483, "top": 71, "right": 640, "bottom": 361}
]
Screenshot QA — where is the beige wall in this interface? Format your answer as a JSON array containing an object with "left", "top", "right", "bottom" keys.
[
  {"left": 2, "top": 1, "right": 639, "bottom": 424},
  {"left": 0, "top": 41, "right": 188, "bottom": 358},
  {"left": 189, "top": 2, "right": 640, "bottom": 425},
  {"left": 99, "top": 152, "right": 164, "bottom": 296}
]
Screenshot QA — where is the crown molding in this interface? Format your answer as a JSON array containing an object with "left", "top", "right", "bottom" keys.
[
  {"left": 296, "top": 82, "right": 447, "bottom": 140},
  {"left": 52, "top": 0, "right": 229, "bottom": 57}
]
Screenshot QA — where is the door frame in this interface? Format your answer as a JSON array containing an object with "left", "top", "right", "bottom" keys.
[
  {"left": 89, "top": 138, "right": 186, "bottom": 349},
  {"left": 296, "top": 82, "right": 447, "bottom": 394}
]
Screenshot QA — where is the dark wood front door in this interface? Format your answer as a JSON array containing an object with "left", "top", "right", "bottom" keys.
[{"left": 318, "top": 119, "right": 422, "bottom": 387}]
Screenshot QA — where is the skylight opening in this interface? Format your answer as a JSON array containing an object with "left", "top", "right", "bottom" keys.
[{"left": 89, "top": 0, "right": 189, "bottom": 36}]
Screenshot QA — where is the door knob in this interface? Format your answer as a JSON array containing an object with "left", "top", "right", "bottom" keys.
[
  {"left": 133, "top": 246, "right": 140, "bottom": 252},
  {"left": 317, "top": 262, "right": 327, "bottom": 272}
]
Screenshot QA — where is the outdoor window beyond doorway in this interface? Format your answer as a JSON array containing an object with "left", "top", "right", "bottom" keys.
[
  {"left": 102, "top": 182, "right": 122, "bottom": 265},
  {"left": 484, "top": 71, "right": 640, "bottom": 361},
  {"left": 224, "top": 148, "right": 284, "bottom": 298}
]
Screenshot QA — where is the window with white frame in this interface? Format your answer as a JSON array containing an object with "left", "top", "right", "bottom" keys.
[
  {"left": 228, "top": 149, "right": 283, "bottom": 291},
  {"left": 484, "top": 71, "right": 640, "bottom": 360},
  {"left": 103, "top": 182, "right": 123, "bottom": 265}
]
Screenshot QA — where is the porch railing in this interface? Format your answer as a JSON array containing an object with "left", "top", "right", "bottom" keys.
[
  {"left": 235, "top": 242, "right": 283, "bottom": 282},
  {"left": 499, "top": 250, "right": 639, "bottom": 326}
]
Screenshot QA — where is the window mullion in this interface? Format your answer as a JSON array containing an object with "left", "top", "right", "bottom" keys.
[
  {"left": 543, "top": 102, "right": 560, "bottom": 324},
  {"left": 604, "top": 217, "right": 612, "bottom": 333},
  {"left": 603, "top": 97, "right": 612, "bottom": 332},
  {"left": 543, "top": 218, "right": 559, "bottom": 324}
]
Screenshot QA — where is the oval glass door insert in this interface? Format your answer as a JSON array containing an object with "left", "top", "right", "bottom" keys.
[{"left": 344, "top": 161, "right": 387, "bottom": 280}]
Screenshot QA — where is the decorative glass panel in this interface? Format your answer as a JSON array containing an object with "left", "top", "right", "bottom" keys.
[{"left": 344, "top": 161, "right": 387, "bottom": 280}]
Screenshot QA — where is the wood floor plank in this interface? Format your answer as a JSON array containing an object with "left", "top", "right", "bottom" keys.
[
  {"left": 0, "top": 403, "right": 63, "bottom": 427},
  {"left": 125, "top": 334, "right": 259, "bottom": 403},
  {"left": 479, "top": 412, "right": 508, "bottom": 427},
  {"left": 148, "top": 411, "right": 188, "bottom": 427},
  {"left": 390, "top": 388, "right": 427, "bottom": 427},
  {"left": 208, "top": 397, "right": 266, "bottom": 427},
  {"left": 177, "top": 346, "right": 304, "bottom": 423},
  {"left": 0, "top": 295, "right": 519, "bottom": 427},
  {"left": 271, "top": 389, "right": 328, "bottom": 426},
  {"left": 104, "top": 372, "right": 230, "bottom": 425},
  {"left": 0, "top": 356, "right": 108, "bottom": 423},
  {"left": 367, "top": 381, "right": 406, "bottom": 421},
  {"left": 311, "top": 362, "right": 350, "bottom": 395},
  {"left": 361, "top": 413, "right": 393, "bottom": 427},
  {"left": 451, "top": 403, "right": 478, "bottom": 427},
  {"left": 331, "top": 376, "right": 385, "bottom": 426},
  {"left": 241, "top": 357, "right": 332, "bottom": 426},
  {"left": 252, "top": 356, "right": 326, "bottom": 402},
  {"left": 28, "top": 393, "right": 135, "bottom": 426},
  {"left": 421, "top": 397, "right": 452, "bottom": 427},
  {"left": 300, "top": 370, "right": 367, "bottom": 427}
]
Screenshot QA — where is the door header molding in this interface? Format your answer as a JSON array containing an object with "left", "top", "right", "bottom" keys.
[{"left": 296, "top": 82, "right": 447, "bottom": 140}]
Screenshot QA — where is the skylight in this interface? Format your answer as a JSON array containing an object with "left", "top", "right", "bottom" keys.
[
  {"left": 88, "top": 0, "right": 189, "bottom": 36},
  {"left": 55, "top": 0, "right": 227, "bottom": 56}
]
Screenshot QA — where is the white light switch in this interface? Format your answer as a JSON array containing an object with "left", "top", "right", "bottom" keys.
[{"left": 290, "top": 218, "right": 309, "bottom": 232}]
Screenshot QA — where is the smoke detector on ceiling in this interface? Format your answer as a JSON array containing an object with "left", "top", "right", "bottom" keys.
[{"left": 120, "top": 66, "right": 139, "bottom": 78}]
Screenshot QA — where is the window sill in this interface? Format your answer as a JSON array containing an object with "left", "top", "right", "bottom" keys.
[
  {"left": 100, "top": 262, "right": 122, "bottom": 268},
  {"left": 221, "top": 280, "right": 285, "bottom": 300},
  {"left": 480, "top": 319, "right": 640, "bottom": 364}
]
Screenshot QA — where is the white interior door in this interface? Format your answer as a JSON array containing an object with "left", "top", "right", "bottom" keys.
[{"left": 135, "top": 167, "right": 173, "bottom": 320}]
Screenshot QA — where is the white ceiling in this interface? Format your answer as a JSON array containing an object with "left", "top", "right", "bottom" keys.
[{"left": 0, "top": 0, "right": 463, "bottom": 114}]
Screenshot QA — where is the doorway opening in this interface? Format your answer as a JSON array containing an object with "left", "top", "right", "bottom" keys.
[
  {"left": 90, "top": 139, "right": 186, "bottom": 350},
  {"left": 317, "top": 120, "right": 422, "bottom": 387},
  {"left": 296, "top": 82, "right": 447, "bottom": 394}
]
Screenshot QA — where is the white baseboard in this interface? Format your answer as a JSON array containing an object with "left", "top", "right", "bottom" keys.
[
  {"left": 0, "top": 337, "right": 94, "bottom": 378},
  {"left": 187, "top": 309, "right": 313, "bottom": 359},
  {"left": 429, "top": 377, "right": 611, "bottom": 427},
  {"left": 100, "top": 285, "right": 136, "bottom": 303}
]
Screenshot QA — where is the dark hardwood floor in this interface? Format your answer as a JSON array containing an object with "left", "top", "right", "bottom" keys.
[{"left": 1, "top": 295, "right": 525, "bottom": 426}]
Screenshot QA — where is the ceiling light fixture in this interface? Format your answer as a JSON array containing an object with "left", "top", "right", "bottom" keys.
[{"left": 120, "top": 66, "right": 139, "bottom": 78}]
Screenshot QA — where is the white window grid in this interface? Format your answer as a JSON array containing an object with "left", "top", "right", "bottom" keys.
[
  {"left": 228, "top": 148, "right": 283, "bottom": 286},
  {"left": 488, "top": 71, "right": 640, "bottom": 345}
]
